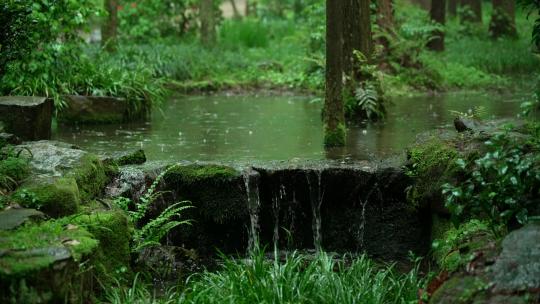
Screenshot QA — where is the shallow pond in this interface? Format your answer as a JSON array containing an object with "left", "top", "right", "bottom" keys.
[{"left": 52, "top": 92, "right": 528, "bottom": 161}]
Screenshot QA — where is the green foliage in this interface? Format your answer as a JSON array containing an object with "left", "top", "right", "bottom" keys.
[
  {"left": 220, "top": 19, "right": 270, "bottom": 49},
  {"left": 0, "top": 0, "right": 166, "bottom": 109},
  {"left": 442, "top": 130, "right": 540, "bottom": 235},
  {"left": 114, "top": 164, "right": 192, "bottom": 252},
  {"left": 431, "top": 219, "right": 494, "bottom": 272},
  {"left": 179, "top": 252, "right": 425, "bottom": 304},
  {"left": 118, "top": 0, "right": 198, "bottom": 41},
  {"left": 105, "top": 252, "right": 426, "bottom": 304},
  {"left": 0, "top": 157, "right": 30, "bottom": 193}
]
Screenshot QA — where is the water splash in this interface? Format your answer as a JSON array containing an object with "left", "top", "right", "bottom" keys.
[
  {"left": 307, "top": 170, "right": 324, "bottom": 252},
  {"left": 243, "top": 168, "right": 261, "bottom": 253}
]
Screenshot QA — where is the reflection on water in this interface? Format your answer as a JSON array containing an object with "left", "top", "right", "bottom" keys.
[{"left": 52, "top": 92, "right": 527, "bottom": 161}]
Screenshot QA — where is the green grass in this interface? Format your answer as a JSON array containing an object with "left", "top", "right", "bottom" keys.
[{"left": 105, "top": 251, "right": 426, "bottom": 304}]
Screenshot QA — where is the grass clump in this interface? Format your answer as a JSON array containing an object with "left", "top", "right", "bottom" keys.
[
  {"left": 220, "top": 19, "right": 270, "bottom": 49},
  {"left": 0, "top": 157, "right": 29, "bottom": 193},
  {"left": 106, "top": 252, "right": 425, "bottom": 304}
]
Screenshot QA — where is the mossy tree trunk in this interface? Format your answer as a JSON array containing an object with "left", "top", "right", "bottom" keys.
[
  {"left": 489, "top": 0, "right": 517, "bottom": 38},
  {"left": 428, "top": 0, "right": 446, "bottom": 51},
  {"left": 101, "top": 0, "right": 118, "bottom": 52},
  {"left": 460, "top": 0, "right": 482, "bottom": 23},
  {"left": 200, "top": 0, "right": 216, "bottom": 47},
  {"left": 324, "top": 0, "right": 346, "bottom": 147},
  {"left": 448, "top": 0, "right": 458, "bottom": 17}
]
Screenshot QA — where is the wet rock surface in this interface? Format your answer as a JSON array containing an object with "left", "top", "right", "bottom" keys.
[
  {"left": 0, "top": 96, "right": 53, "bottom": 140},
  {"left": 0, "top": 208, "right": 45, "bottom": 230},
  {"left": 112, "top": 159, "right": 430, "bottom": 260},
  {"left": 59, "top": 95, "right": 145, "bottom": 124},
  {"left": 15, "top": 141, "right": 87, "bottom": 177},
  {"left": 491, "top": 223, "right": 540, "bottom": 293}
]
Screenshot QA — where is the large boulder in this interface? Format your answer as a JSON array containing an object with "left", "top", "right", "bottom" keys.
[{"left": 0, "top": 96, "right": 52, "bottom": 140}]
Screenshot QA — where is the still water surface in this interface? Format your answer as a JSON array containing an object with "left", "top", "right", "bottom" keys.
[{"left": 52, "top": 92, "right": 527, "bottom": 161}]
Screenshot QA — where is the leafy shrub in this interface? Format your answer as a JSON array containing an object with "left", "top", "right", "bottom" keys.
[{"left": 442, "top": 129, "right": 540, "bottom": 235}]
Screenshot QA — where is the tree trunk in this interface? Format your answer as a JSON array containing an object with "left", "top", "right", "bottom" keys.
[
  {"left": 324, "top": 0, "right": 346, "bottom": 147},
  {"left": 448, "top": 0, "right": 457, "bottom": 17},
  {"left": 489, "top": 0, "right": 517, "bottom": 38},
  {"left": 245, "top": 0, "right": 250, "bottom": 16},
  {"left": 460, "top": 0, "right": 482, "bottom": 23},
  {"left": 230, "top": 0, "right": 241, "bottom": 19},
  {"left": 377, "top": 0, "right": 395, "bottom": 34},
  {"left": 343, "top": 0, "right": 373, "bottom": 81},
  {"left": 102, "top": 0, "right": 118, "bottom": 52},
  {"left": 428, "top": 0, "right": 446, "bottom": 51},
  {"left": 200, "top": 0, "right": 216, "bottom": 47}
]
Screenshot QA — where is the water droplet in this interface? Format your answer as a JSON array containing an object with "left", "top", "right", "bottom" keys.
[
  {"left": 362, "top": 130, "right": 367, "bottom": 135},
  {"left": 249, "top": 131, "right": 253, "bottom": 135}
]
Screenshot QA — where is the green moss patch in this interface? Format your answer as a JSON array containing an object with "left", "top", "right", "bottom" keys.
[
  {"left": 163, "top": 164, "right": 245, "bottom": 223},
  {"left": 14, "top": 177, "right": 81, "bottom": 218},
  {"left": 406, "top": 138, "right": 460, "bottom": 208},
  {"left": 115, "top": 149, "right": 146, "bottom": 166},
  {"left": 164, "top": 164, "right": 239, "bottom": 185},
  {"left": 69, "top": 154, "right": 108, "bottom": 202},
  {"left": 431, "top": 220, "right": 495, "bottom": 272},
  {"left": 0, "top": 220, "right": 98, "bottom": 278},
  {"left": 73, "top": 211, "right": 132, "bottom": 274}
]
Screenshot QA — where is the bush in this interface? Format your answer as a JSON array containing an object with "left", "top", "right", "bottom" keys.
[
  {"left": 442, "top": 128, "right": 540, "bottom": 235},
  {"left": 220, "top": 19, "right": 270, "bottom": 49}
]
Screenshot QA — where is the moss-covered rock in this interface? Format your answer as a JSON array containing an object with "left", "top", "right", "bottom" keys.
[
  {"left": 114, "top": 149, "right": 147, "bottom": 166},
  {"left": 68, "top": 154, "right": 108, "bottom": 202},
  {"left": 406, "top": 137, "right": 460, "bottom": 209},
  {"left": 72, "top": 211, "right": 132, "bottom": 276},
  {"left": 431, "top": 219, "right": 495, "bottom": 272},
  {"left": 14, "top": 177, "right": 81, "bottom": 218},
  {"left": 0, "top": 208, "right": 45, "bottom": 230},
  {"left": 0, "top": 219, "right": 98, "bottom": 303},
  {"left": 429, "top": 275, "right": 487, "bottom": 304}
]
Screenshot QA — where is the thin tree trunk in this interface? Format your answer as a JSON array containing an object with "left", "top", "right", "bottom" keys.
[
  {"left": 230, "top": 0, "right": 241, "bottom": 18},
  {"left": 428, "top": 0, "right": 446, "bottom": 51},
  {"left": 343, "top": 0, "right": 372, "bottom": 81},
  {"left": 102, "top": 0, "right": 118, "bottom": 52},
  {"left": 448, "top": 0, "right": 457, "bottom": 17},
  {"left": 324, "top": 0, "right": 346, "bottom": 147},
  {"left": 460, "top": 0, "right": 482, "bottom": 23},
  {"left": 489, "top": 0, "right": 517, "bottom": 38},
  {"left": 245, "top": 0, "right": 250, "bottom": 16},
  {"left": 200, "top": 0, "right": 216, "bottom": 47},
  {"left": 377, "top": 0, "right": 395, "bottom": 34}
]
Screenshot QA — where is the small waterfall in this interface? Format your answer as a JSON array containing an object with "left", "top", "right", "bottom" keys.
[
  {"left": 356, "top": 182, "right": 381, "bottom": 251},
  {"left": 243, "top": 168, "right": 261, "bottom": 253},
  {"left": 272, "top": 183, "right": 286, "bottom": 255},
  {"left": 307, "top": 170, "right": 324, "bottom": 251}
]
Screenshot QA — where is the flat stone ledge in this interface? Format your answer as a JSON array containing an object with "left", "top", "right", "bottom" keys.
[{"left": 0, "top": 96, "right": 52, "bottom": 141}]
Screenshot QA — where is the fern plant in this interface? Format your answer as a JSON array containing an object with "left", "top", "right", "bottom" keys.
[
  {"left": 114, "top": 164, "right": 193, "bottom": 252},
  {"left": 354, "top": 83, "right": 384, "bottom": 120}
]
